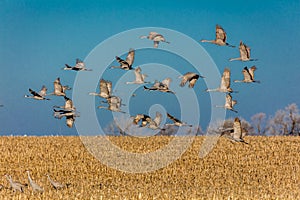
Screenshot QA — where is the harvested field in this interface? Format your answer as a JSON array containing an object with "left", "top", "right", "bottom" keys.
[{"left": 0, "top": 136, "right": 299, "bottom": 199}]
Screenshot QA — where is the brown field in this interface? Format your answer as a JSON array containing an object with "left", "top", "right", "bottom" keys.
[{"left": 0, "top": 136, "right": 300, "bottom": 199}]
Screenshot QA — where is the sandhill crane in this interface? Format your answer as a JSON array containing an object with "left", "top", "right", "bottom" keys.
[
  {"left": 53, "top": 96, "right": 75, "bottom": 111},
  {"left": 201, "top": 25, "right": 235, "bottom": 47},
  {"left": 49, "top": 77, "right": 71, "bottom": 96},
  {"left": 26, "top": 171, "right": 44, "bottom": 193},
  {"left": 132, "top": 114, "right": 152, "bottom": 127},
  {"left": 166, "top": 112, "right": 192, "bottom": 127},
  {"left": 25, "top": 87, "right": 50, "bottom": 100},
  {"left": 98, "top": 96, "right": 125, "bottom": 113},
  {"left": 46, "top": 174, "right": 69, "bottom": 190},
  {"left": 110, "top": 49, "right": 135, "bottom": 70},
  {"left": 147, "top": 112, "right": 165, "bottom": 130},
  {"left": 220, "top": 117, "right": 248, "bottom": 144},
  {"left": 53, "top": 109, "right": 79, "bottom": 128},
  {"left": 144, "top": 78, "right": 175, "bottom": 94},
  {"left": 215, "top": 93, "right": 238, "bottom": 113},
  {"left": 229, "top": 41, "right": 257, "bottom": 61},
  {"left": 140, "top": 32, "right": 170, "bottom": 48},
  {"left": 64, "top": 59, "right": 92, "bottom": 71},
  {"left": 89, "top": 79, "right": 112, "bottom": 99},
  {"left": 5, "top": 175, "right": 27, "bottom": 193},
  {"left": 205, "top": 68, "right": 237, "bottom": 93},
  {"left": 179, "top": 72, "right": 205, "bottom": 88},
  {"left": 234, "top": 66, "right": 260, "bottom": 83},
  {"left": 126, "top": 67, "right": 149, "bottom": 84}
]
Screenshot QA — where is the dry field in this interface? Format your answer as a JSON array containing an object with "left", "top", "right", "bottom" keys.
[{"left": 0, "top": 136, "right": 300, "bottom": 199}]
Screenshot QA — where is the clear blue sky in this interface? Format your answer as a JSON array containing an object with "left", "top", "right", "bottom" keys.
[{"left": 0, "top": 0, "right": 299, "bottom": 135}]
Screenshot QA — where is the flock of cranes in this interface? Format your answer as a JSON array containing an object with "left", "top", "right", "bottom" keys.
[
  {"left": 201, "top": 25, "right": 260, "bottom": 143},
  {"left": 1, "top": 24, "right": 259, "bottom": 195},
  {"left": 24, "top": 76, "right": 78, "bottom": 128},
  {"left": 24, "top": 24, "right": 259, "bottom": 144},
  {"left": 3, "top": 171, "right": 69, "bottom": 193}
]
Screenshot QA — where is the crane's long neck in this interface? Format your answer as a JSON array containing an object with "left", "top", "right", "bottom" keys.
[
  {"left": 229, "top": 57, "right": 242, "bottom": 61},
  {"left": 126, "top": 81, "right": 135, "bottom": 84},
  {"left": 201, "top": 39, "right": 215, "bottom": 43},
  {"left": 139, "top": 35, "right": 148, "bottom": 39},
  {"left": 215, "top": 105, "right": 225, "bottom": 108},
  {"left": 88, "top": 92, "right": 100, "bottom": 96},
  {"left": 233, "top": 80, "right": 243, "bottom": 83},
  {"left": 205, "top": 88, "right": 218, "bottom": 92},
  {"left": 27, "top": 172, "right": 33, "bottom": 184}
]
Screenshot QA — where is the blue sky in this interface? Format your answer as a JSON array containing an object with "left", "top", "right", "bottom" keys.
[{"left": 0, "top": 0, "right": 299, "bottom": 135}]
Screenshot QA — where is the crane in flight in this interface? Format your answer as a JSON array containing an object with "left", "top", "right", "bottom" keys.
[
  {"left": 179, "top": 72, "right": 205, "bottom": 88},
  {"left": 110, "top": 48, "right": 135, "bottom": 70},
  {"left": 234, "top": 66, "right": 260, "bottom": 83},
  {"left": 98, "top": 96, "right": 125, "bottom": 113},
  {"left": 206, "top": 68, "right": 237, "bottom": 93},
  {"left": 229, "top": 41, "right": 257, "bottom": 62},
  {"left": 132, "top": 114, "right": 152, "bottom": 127},
  {"left": 53, "top": 109, "right": 79, "bottom": 128},
  {"left": 63, "top": 58, "right": 92, "bottom": 71},
  {"left": 126, "top": 67, "right": 149, "bottom": 84},
  {"left": 166, "top": 112, "right": 192, "bottom": 127},
  {"left": 140, "top": 32, "right": 170, "bottom": 48},
  {"left": 144, "top": 78, "right": 175, "bottom": 94},
  {"left": 220, "top": 117, "right": 248, "bottom": 144},
  {"left": 89, "top": 79, "right": 112, "bottom": 99},
  {"left": 53, "top": 96, "right": 76, "bottom": 111},
  {"left": 25, "top": 86, "right": 50, "bottom": 100},
  {"left": 201, "top": 24, "right": 235, "bottom": 47},
  {"left": 215, "top": 93, "right": 238, "bottom": 113},
  {"left": 49, "top": 77, "right": 71, "bottom": 96},
  {"left": 147, "top": 112, "right": 165, "bottom": 130}
]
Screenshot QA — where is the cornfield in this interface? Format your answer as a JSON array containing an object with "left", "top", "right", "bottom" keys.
[{"left": 0, "top": 136, "right": 299, "bottom": 199}]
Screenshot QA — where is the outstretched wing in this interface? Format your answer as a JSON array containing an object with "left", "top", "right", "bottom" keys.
[
  {"left": 242, "top": 67, "right": 252, "bottom": 82},
  {"left": 115, "top": 56, "right": 126, "bottom": 65},
  {"left": 188, "top": 73, "right": 199, "bottom": 88},
  {"left": 39, "top": 85, "right": 47, "bottom": 97},
  {"left": 167, "top": 112, "right": 181, "bottom": 123},
  {"left": 149, "top": 32, "right": 159, "bottom": 40},
  {"left": 239, "top": 41, "right": 250, "bottom": 60},
  {"left": 162, "top": 78, "right": 172, "bottom": 88},
  {"left": 29, "top": 88, "right": 42, "bottom": 98},
  {"left": 225, "top": 93, "right": 232, "bottom": 106},
  {"left": 54, "top": 79, "right": 63, "bottom": 93},
  {"left": 215, "top": 24, "right": 226, "bottom": 42},
  {"left": 126, "top": 49, "right": 135, "bottom": 67},
  {"left": 249, "top": 66, "right": 257, "bottom": 80},
  {"left": 134, "top": 67, "right": 144, "bottom": 82},
  {"left": 75, "top": 58, "right": 85, "bottom": 69},
  {"left": 179, "top": 74, "right": 189, "bottom": 87},
  {"left": 153, "top": 112, "right": 162, "bottom": 126},
  {"left": 64, "top": 96, "right": 74, "bottom": 110},
  {"left": 220, "top": 68, "right": 231, "bottom": 89},
  {"left": 99, "top": 79, "right": 111, "bottom": 98},
  {"left": 232, "top": 118, "right": 242, "bottom": 140}
]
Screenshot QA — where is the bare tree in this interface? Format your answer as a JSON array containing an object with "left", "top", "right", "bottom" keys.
[
  {"left": 251, "top": 112, "right": 267, "bottom": 135},
  {"left": 266, "top": 103, "right": 300, "bottom": 135},
  {"left": 206, "top": 117, "right": 253, "bottom": 136},
  {"left": 286, "top": 103, "right": 300, "bottom": 135}
]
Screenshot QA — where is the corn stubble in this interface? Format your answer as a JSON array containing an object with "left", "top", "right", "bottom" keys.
[{"left": 0, "top": 136, "right": 299, "bottom": 199}]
